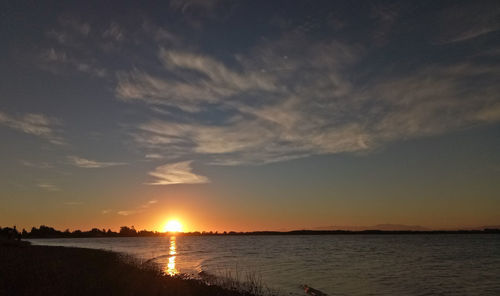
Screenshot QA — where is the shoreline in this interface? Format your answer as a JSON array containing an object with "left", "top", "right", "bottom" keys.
[
  {"left": 0, "top": 239, "right": 268, "bottom": 296},
  {"left": 20, "top": 228, "right": 500, "bottom": 240}
]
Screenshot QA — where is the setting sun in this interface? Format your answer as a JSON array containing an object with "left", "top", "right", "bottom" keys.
[{"left": 163, "top": 220, "right": 183, "bottom": 233}]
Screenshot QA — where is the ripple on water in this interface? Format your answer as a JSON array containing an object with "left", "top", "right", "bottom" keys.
[{"left": 28, "top": 234, "right": 500, "bottom": 296}]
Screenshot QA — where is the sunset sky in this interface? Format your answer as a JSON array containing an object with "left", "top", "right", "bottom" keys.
[{"left": 1, "top": 0, "right": 499, "bottom": 232}]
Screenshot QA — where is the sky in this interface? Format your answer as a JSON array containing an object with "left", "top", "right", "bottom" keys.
[{"left": 1, "top": 0, "right": 500, "bottom": 232}]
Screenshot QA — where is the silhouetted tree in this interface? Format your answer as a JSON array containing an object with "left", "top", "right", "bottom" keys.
[
  {"left": 0, "top": 227, "right": 19, "bottom": 240},
  {"left": 119, "top": 226, "right": 137, "bottom": 236}
]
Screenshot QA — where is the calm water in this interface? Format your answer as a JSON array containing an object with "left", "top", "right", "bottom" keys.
[{"left": 28, "top": 234, "right": 500, "bottom": 295}]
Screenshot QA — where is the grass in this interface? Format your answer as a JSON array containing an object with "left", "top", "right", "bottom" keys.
[
  {"left": 0, "top": 239, "right": 270, "bottom": 296},
  {"left": 199, "top": 269, "right": 280, "bottom": 296}
]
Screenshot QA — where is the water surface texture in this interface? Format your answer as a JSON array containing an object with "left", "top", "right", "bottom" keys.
[{"left": 29, "top": 235, "right": 500, "bottom": 295}]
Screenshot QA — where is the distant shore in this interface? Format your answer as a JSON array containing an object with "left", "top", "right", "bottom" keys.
[
  {"left": 0, "top": 239, "right": 263, "bottom": 296},
  {"left": 2, "top": 225, "right": 499, "bottom": 240}
]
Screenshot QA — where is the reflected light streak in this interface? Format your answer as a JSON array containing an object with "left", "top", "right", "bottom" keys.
[{"left": 165, "top": 236, "right": 178, "bottom": 275}]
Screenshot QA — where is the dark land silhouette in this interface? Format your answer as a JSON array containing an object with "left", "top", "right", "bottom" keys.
[
  {"left": 1, "top": 225, "right": 499, "bottom": 239},
  {"left": 1, "top": 225, "right": 499, "bottom": 296},
  {"left": 0, "top": 238, "right": 272, "bottom": 296}
]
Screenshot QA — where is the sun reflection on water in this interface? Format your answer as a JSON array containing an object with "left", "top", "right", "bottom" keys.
[{"left": 165, "top": 236, "right": 178, "bottom": 275}]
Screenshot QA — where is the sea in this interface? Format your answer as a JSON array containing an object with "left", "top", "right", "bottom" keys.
[{"left": 28, "top": 234, "right": 500, "bottom": 295}]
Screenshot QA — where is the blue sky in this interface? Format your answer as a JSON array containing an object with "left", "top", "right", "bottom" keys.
[{"left": 1, "top": 0, "right": 499, "bottom": 231}]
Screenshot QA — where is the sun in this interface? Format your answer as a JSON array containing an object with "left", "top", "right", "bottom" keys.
[{"left": 163, "top": 220, "right": 183, "bottom": 233}]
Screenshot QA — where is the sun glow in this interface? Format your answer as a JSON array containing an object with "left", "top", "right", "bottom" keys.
[{"left": 164, "top": 220, "right": 183, "bottom": 233}]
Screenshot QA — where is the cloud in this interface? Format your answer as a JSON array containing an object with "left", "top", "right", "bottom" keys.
[
  {"left": 44, "top": 17, "right": 90, "bottom": 47},
  {"left": 36, "top": 9, "right": 500, "bottom": 168},
  {"left": 125, "top": 31, "right": 500, "bottom": 166},
  {"left": 117, "top": 210, "right": 137, "bottom": 216},
  {"left": 117, "top": 200, "right": 159, "bottom": 216},
  {"left": 103, "top": 22, "right": 124, "bottom": 41},
  {"left": 20, "top": 160, "right": 53, "bottom": 169},
  {"left": 145, "top": 153, "right": 164, "bottom": 159},
  {"left": 116, "top": 49, "right": 278, "bottom": 112},
  {"left": 137, "top": 115, "right": 368, "bottom": 165},
  {"left": 37, "top": 183, "right": 61, "bottom": 191},
  {"left": 475, "top": 102, "right": 500, "bottom": 122},
  {"left": 0, "top": 111, "right": 64, "bottom": 145},
  {"left": 141, "top": 21, "right": 180, "bottom": 44},
  {"left": 369, "top": 2, "right": 400, "bottom": 45},
  {"left": 101, "top": 209, "right": 112, "bottom": 214},
  {"left": 41, "top": 17, "right": 114, "bottom": 78},
  {"left": 147, "top": 161, "right": 209, "bottom": 185},
  {"left": 436, "top": 2, "right": 500, "bottom": 44},
  {"left": 170, "top": 0, "right": 223, "bottom": 13},
  {"left": 67, "top": 156, "right": 126, "bottom": 168},
  {"left": 57, "top": 16, "right": 91, "bottom": 36},
  {"left": 365, "top": 63, "right": 500, "bottom": 141},
  {"left": 121, "top": 39, "right": 374, "bottom": 164},
  {"left": 169, "top": 0, "right": 234, "bottom": 29},
  {"left": 140, "top": 200, "right": 158, "bottom": 208},
  {"left": 64, "top": 201, "right": 83, "bottom": 206},
  {"left": 40, "top": 48, "right": 107, "bottom": 77}
]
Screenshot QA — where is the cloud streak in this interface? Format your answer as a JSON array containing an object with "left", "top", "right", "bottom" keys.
[
  {"left": 20, "top": 160, "right": 54, "bottom": 169},
  {"left": 64, "top": 201, "right": 83, "bottom": 206},
  {"left": 40, "top": 48, "right": 107, "bottom": 77},
  {"left": 37, "top": 183, "right": 61, "bottom": 192},
  {"left": 36, "top": 4, "right": 500, "bottom": 169},
  {"left": 116, "top": 49, "right": 278, "bottom": 112},
  {"left": 147, "top": 161, "right": 209, "bottom": 185},
  {"left": 0, "top": 111, "right": 64, "bottom": 145},
  {"left": 117, "top": 210, "right": 136, "bottom": 216},
  {"left": 117, "top": 199, "right": 159, "bottom": 216},
  {"left": 127, "top": 36, "right": 500, "bottom": 166},
  {"left": 436, "top": 2, "right": 500, "bottom": 44},
  {"left": 67, "top": 156, "right": 126, "bottom": 168}
]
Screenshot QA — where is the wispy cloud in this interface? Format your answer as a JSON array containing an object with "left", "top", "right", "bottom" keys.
[
  {"left": 140, "top": 199, "right": 158, "bottom": 208},
  {"left": 103, "top": 22, "right": 124, "bottom": 41},
  {"left": 40, "top": 48, "right": 107, "bottom": 77},
  {"left": 67, "top": 156, "right": 126, "bottom": 168},
  {"left": 40, "top": 16, "right": 118, "bottom": 78},
  {"left": 436, "top": 2, "right": 500, "bottom": 44},
  {"left": 57, "top": 15, "right": 91, "bottom": 36},
  {"left": 170, "top": 0, "right": 223, "bottom": 13},
  {"left": 126, "top": 33, "right": 500, "bottom": 166},
  {"left": 117, "top": 199, "right": 159, "bottom": 216},
  {"left": 20, "top": 160, "right": 53, "bottom": 169},
  {"left": 116, "top": 49, "right": 278, "bottom": 112},
  {"left": 37, "top": 183, "right": 61, "bottom": 192},
  {"left": 64, "top": 201, "right": 83, "bottom": 206},
  {"left": 0, "top": 111, "right": 64, "bottom": 145},
  {"left": 36, "top": 7, "right": 500, "bottom": 169},
  {"left": 147, "top": 161, "right": 209, "bottom": 185},
  {"left": 145, "top": 153, "right": 164, "bottom": 159},
  {"left": 117, "top": 210, "right": 136, "bottom": 216},
  {"left": 169, "top": 0, "right": 233, "bottom": 29}
]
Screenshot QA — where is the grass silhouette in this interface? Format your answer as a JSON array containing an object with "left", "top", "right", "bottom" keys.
[{"left": 0, "top": 239, "right": 268, "bottom": 296}]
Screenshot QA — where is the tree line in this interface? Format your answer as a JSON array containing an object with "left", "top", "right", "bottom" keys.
[
  {"left": 1, "top": 225, "right": 499, "bottom": 239},
  {"left": 0, "top": 225, "right": 160, "bottom": 239},
  {"left": 1, "top": 225, "right": 250, "bottom": 239}
]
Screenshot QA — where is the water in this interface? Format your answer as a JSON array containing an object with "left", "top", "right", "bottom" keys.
[{"left": 28, "top": 234, "right": 500, "bottom": 295}]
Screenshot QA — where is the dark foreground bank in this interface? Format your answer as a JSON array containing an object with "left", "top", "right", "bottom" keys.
[{"left": 0, "top": 239, "right": 262, "bottom": 296}]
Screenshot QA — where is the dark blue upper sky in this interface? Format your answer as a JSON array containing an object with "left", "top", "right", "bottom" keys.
[{"left": 1, "top": 0, "right": 499, "bottom": 231}]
